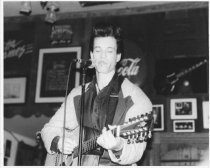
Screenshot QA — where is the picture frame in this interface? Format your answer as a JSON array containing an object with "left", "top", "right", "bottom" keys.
[
  {"left": 4, "top": 140, "right": 12, "bottom": 157},
  {"left": 170, "top": 98, "right": 197, "bottom": 119},
  {"left": 173, "top": 120, "right": 195, "bottom": 132},
  {"left": 4, "top": 77, "right": 26, "bottom": 104},
  {"left": 202, "top": 101, "right": 209, "bottom": 129},
  {"left": 35, "top": 47, "right": 81, "bottom": 103},
  {"left": 152, "top": 104, "right": 164, "bottom": 131}
]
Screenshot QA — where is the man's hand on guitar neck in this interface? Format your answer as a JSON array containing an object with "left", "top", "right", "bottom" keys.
[{"left": 97, "top": 125, "right": 124, "bottom": 155}]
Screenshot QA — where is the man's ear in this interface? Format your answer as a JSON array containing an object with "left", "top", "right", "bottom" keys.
[{"left": 116, "top": 53, "right": 121, "bottom": 62}]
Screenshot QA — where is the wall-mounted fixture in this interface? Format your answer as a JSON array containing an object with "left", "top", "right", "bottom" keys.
[
  {"left": 79, "top": 1, "right": 119, "bottom": 7},
  {"left": 19, "top": 2, "right": 32, "bottom": 15},
  {"left": 19, "top": 1, "right": 60, "bottom": 24},
  {"left": 45, "top": 2, "right": 59, "bottom": 24}
]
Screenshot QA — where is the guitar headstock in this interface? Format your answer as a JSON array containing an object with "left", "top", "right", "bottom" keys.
[{"left": 111, "top": 112, "right": 154, "bottom": 143}]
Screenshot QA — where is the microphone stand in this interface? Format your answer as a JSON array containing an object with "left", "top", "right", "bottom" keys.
[{"left": 77, "top": 64, "right": 87, "bottom": 166}]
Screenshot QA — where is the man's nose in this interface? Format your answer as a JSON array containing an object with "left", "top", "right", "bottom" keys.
[{"left": 100, "top": 50, "right": 106, "bottom": 58}]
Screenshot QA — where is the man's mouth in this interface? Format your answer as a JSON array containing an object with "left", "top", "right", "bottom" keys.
[{"left": 98, "top": 61, "right": 107, "bottom": 66}]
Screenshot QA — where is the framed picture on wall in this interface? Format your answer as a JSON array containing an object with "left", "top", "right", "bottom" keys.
[
  {"left": 152, "top": 104, "right": 164, "bottom": 131},
  {"left": 35, "top": 47, "right": 81, "bottom": 103},
  {"left": 170, "top": 98, "right": 197, "bottom": 119},
  {"left": 202, "top": 101, "right": 209, "bottom": 129},
  {"left": 173, "top": 120, "right": 195, "bottom": 132},
  {"left": 4, "top": 140, "right": 12, "bottom": 157},
  {"left": 4, "top": 77, "right": 26, "bottom": 104}
]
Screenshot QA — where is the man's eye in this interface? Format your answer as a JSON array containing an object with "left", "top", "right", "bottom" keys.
[
  {"left": 94, "top": 49, "right": 101, "bottom": 53},
  {"left": 107, "top": 50, "right": 114, "bottom": 54}
]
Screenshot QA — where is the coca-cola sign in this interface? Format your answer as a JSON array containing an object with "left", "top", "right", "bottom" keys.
[
  {"left": 117, "top": 58, "right": 141, "bottom": 77},
  {"left": 117, "top": 40, "right": 148, "bottom": 87}
]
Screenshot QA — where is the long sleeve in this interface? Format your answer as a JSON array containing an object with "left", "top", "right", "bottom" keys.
[
  {"left": 41, "top": 87, "right": 80, "bottom": 154},
  {"left": 108, "top": 79, "right": 152, "bottom": 165}
]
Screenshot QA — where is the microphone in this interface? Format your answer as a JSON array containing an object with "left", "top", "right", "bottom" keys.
[{"left": 73, "top": 59, "right": 93, "bottom": 68}]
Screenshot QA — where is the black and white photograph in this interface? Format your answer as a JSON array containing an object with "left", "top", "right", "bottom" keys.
[
  {"left": 2, "top": 1, "right": 209, "bottom": 167},
  {"left": 152, "top": 104, "right": 164, "bottom": 131},
  {"left": 4, "top": 77, "right": 26, "bottom": 104},
  {"left": 35, "top": 47, "right": 81, "bottom": 103},
  {"left": 170, "top": 98, "right": 197, "bottom": 119},
  {"left": 173, "top": 120, "right": 195, "bottom": 132}
]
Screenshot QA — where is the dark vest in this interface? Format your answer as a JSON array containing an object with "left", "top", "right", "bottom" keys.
[{"left": 73, "top": 77, "right": 134, "bottom": 166}]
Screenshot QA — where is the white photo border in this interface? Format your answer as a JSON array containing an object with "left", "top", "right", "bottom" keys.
[
  {"left": 170, "top": 98, "right": 197, "bottom": 119},
  {"left": 4, "top": 77, "right": 26, "bottom": 104},
  {"left": 35, "top": 47, "right": 81, "bottom": 103},
  {"left": 173, "top": 120, "right": 195, "bottom": 132},
  {"left": 202, "top": 101, "right": 209, "bottom": 129}
]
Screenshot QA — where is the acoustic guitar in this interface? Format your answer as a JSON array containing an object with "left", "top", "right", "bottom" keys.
[{"left": 44, "top": 112, "right": 154, "bottom": 166}]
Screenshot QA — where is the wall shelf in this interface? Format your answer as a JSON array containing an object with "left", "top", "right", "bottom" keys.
[
  {"left": 142, "top": 132, "right": 209, "bottom": 166},
  {"left": 152, "top": 132, "right": 209, "bottom": 144}
]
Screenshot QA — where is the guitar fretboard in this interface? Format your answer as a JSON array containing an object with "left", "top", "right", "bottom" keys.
[
  {"left": 72, "top": 136, "right": 99, "bottom": 159},
  {"left": 176, "top": 59, "right": 207, "bottom": 78}
]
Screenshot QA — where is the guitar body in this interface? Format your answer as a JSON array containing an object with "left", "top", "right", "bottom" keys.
[
  {"left": 45, "top": 152, "right": 100, "bottom": 166},
  {"left": 44, "top": 153, "right": 66, "bottom": 166},
  {"left": 154, "top": 59, "right": 208, "bottom": 95},
  {"left": 154, "top": 73, "right": 177, "bottom": 95}
]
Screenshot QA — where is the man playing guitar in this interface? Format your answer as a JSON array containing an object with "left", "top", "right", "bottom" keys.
[{"left": 41, "top": 23, "right": 153, "bottom": 166}]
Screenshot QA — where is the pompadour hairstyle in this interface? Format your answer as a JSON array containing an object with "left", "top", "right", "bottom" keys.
[{"left": 89, "top": 22, "right": 124, "bottom": 55}]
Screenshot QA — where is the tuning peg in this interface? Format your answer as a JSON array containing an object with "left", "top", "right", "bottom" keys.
[
  {"left": 137, "top": 128, "right": 143, "bottom": 143},
  {"left": 127, "top": 136, "right": 131, "bottom": 144},
  {"left": 148, "top": 130, "right": 152, "bottom": 139},
  {"left": 139, "top": 117, "right": 144, "bottom": 122},
  {"left": 139, "top": 121, "right": 146, "bottom": 127},
  {"left": 134, "top": 130, "right": 139, "bottom": 143},
  {"left": 130, "top": 130, "right": 135, "bottom": 144},
  {"left": 143, "top": 126, "right": 148, "bottom": 131},
  {"left": 135, "top": 128, "right": 142, "bottom": 143},
  {"left": 143, "top": 115, "right": 148, "bottom": 121},
  {"left": 126, "top": 132, "right": 131, "bottom": 144},
  {"left": 143, "top": 132, "right": 148, "bottom": 141},
  {"left": 122, "top": 132, "right": 127, "bottom": 137},
  {"left": 131, "top": 134, "right": 135, "bottom": 144}
]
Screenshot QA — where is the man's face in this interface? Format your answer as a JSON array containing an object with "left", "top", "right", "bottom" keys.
[{"left": 90, "top": 36, "right": 121, "bottom": 74}]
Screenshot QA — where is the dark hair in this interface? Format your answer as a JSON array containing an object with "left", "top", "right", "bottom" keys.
[{"left": 89, "top": 23, "right": 124, "bottom": 54}]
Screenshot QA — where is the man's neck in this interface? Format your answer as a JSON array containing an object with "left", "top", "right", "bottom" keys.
[{"left": 96, "top": 71, "right": 115, "bottom": 90}]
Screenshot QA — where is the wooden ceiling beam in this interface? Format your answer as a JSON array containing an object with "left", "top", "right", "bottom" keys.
[{"left": 4, "top": 2, "right": 208, "bottom": 23}]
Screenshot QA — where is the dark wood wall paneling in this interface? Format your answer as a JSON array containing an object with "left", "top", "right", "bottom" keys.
[{"left": 4, "top": 17, "right": 89, "bottom": 117}]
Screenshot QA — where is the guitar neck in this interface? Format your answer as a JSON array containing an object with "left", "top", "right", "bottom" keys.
[
  {"left": 72, "top": 136, "right": 99, "bottom": 159},
  {"left": 72, "top": 126, "right": 122, "bottom": 158},
  {"left": 176, "top": 59, "right": 207, "bottom": 78}
]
